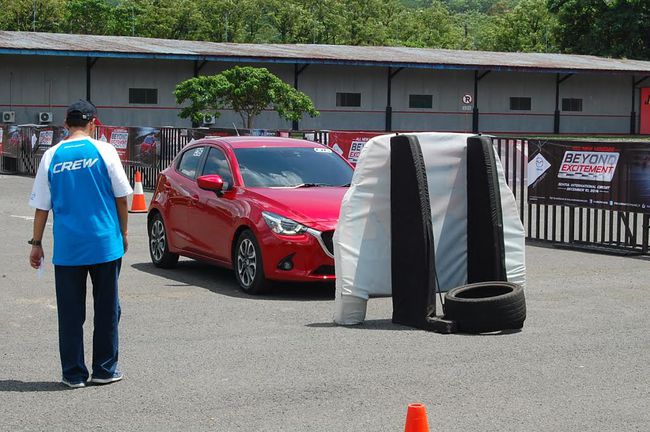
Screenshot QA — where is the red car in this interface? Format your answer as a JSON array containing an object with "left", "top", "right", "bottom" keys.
[{"left": 147, "top": 136, "right": 353, "bottom": 294}]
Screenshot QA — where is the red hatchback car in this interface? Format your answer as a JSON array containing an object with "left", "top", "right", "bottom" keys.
[{"left": 147, "top": 136, "right": 353, "bottom": 294}]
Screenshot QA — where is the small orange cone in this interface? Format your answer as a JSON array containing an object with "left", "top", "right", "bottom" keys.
[
  {"left": 404, "top": 403, "right": 429, "bottom": 432},
  {"left": 129, "top": 171, "right": 148, "bottom": 213}
]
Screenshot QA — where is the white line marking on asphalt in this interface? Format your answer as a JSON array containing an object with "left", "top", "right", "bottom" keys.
[
  {"left": 9, "top": 215, "right": 52, "bottom": 225},
  {"left": 11, "top": 215, "right": 35, "bottom": 221}
]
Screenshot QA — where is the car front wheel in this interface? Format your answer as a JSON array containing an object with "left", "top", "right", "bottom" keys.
[
  {"left": 149, "top": 213, "right": 179, "bottom": 268},
  {"left": 234, "top": 230, "right": 269, "bottom": 295}
]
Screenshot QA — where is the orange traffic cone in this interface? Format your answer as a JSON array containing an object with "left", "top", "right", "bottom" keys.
[
  {"left": 129, "top": 171, "right": 148, "bottom": 213},
  {"left": 404, "top": 403, "right": 429, "bottom": 432}
]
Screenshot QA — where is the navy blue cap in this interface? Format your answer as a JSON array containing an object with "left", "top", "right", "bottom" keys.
[{"left": 66, "top": 99, "right": 97, "bottom": 121}]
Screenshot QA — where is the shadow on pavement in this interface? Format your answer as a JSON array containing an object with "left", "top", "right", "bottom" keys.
[
  {"left": 131, "top": 260, "right": 335, "bottom": 301},
  {"left": 307, "top": 320, "right": 523, "bottom": 334},
  {"left": 455, "top": 328, "right": 523, "bottom": 336},
  {"left": 307, "top": 319, "right": 412, "bottom": 331},
  {"left": 0, "top": 380, "right": 70, "bottom": 392}
]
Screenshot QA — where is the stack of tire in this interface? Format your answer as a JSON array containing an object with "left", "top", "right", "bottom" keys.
[{"left": 334, "top": 132, "right": 526, "bottom": 333}]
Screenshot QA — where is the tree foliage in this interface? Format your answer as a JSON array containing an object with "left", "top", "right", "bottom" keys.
[
  {"left": 548, "top": 0, "right": 650, "bottom": 59},
  {"left": 492, "top": 0, "right": 556, "bottom": 53},
  {"left": 174, "top": 66, "right": 319, "bottom": 128},
  {"left": 2, "top": 0, "right": 650, "bottom": 60}
]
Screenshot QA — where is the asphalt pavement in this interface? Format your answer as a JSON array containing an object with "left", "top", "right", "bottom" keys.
[{"left": 1, "top": 173, "right": 649, "bottom": 431}]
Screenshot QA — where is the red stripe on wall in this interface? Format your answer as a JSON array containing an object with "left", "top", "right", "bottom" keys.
[{"left": 0, "top": 104, "right": 632, "bottom": 119}]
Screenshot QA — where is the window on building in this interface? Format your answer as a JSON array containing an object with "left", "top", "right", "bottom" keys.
[
  {"left": 129, "top": 88, "right": 158, "bottom": 104},
  {"left": 509, "top": 97, "right": 532, "bottom": 111},
  {"left": 562, "top": 98, "right": 583, "bottom": 112},
  {"left": 409, "top": 94, "right": 433, "bottom": 109},
  {"left": 336, "top": 92, "right": 361, "bottom": 107}
]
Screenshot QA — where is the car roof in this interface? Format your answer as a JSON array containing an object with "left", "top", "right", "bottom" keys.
[{"left": 196, "top": 136, "right": 324, "bottom": 149}]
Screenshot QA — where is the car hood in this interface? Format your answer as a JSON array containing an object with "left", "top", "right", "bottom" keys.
[{"left": 246, "top": 187, "right": 347, "bottom": 230}]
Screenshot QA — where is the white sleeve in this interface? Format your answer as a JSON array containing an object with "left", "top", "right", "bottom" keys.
[
  {"left": 28, "top": 151, "right": 53, "bottom": 211},
  {"left": 99, "top": 141, "right": 133, "bottom": 198}
]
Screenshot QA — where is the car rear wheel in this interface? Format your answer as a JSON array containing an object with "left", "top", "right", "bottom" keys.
[
  {"left": 234, "top": 230, "right": 269, "bottom": 295},
  {"left": 149, "top": 213, "right": 179, "bottom": 268}
]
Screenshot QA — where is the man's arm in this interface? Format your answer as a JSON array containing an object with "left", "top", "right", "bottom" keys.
[
  {"left": 29, "top": 209, "right": 49, "bottom": 269},
  {"left": 116, "top": 196, "right": 129, "bottom": 253}
]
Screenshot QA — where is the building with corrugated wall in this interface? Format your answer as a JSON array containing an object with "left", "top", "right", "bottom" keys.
[{"left": 2, "top": 31, "right": 650, "bottom": 135}]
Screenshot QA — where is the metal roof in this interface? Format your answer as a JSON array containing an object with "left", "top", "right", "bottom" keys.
[{"left": 2, "top": 30, "right": 650, "bottom": 75}]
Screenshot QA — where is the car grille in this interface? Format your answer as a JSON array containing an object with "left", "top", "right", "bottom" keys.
[{"left": 320, "top": 230, "right": 334, "bottom": 256}]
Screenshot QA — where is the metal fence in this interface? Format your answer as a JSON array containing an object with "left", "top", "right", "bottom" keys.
[{"left": 2, "top": 127, "right": 648, "bottom": 255}]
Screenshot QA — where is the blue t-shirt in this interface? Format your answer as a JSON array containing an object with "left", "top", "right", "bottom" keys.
[{"left": 29, "top": 137, "right": 133, "bottom": 266}]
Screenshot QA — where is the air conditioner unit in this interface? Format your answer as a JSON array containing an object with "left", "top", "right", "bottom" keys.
[
  {"left": 39, "top": 112, "right": 53, "bottom": 123},
  {"left": 2, "top": 111, "right": 15, "bottom": 123},
  {"left": 202, "top": 114, "right": 215, "bottom": 125}
]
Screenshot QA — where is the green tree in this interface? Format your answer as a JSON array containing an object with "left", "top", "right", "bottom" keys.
[
  {"left": 492, "top": 0, "right": 557, "bottom": 52},
  {"left": 174, "top": 66, "right": 319, "bottom": 128},
  {"left": 0, "top": 0, "right": 65, "bottom": 32},
  {"left": 196, "top": 0, "right": 248, "bottom": 42},
  {"left": 548, "top": 0, "right": 650, "bottom": 59},
  {"left": 110, "top": 0, "right": 142, "bottom": 36},
  {"left": 337, "top": 0, "right": 405, "bottom": 46},
  {"left": 63, "top": 0, "right": 114, "bottom": 35},
  {"left": 440, "top": 0, "right": 519, "bottom": 14},
  {"left": 394, "top": 1, "right": 464, "bottom": 48},
  {"left": 298, "top": 0, "right": 348, "bottom": 44}
]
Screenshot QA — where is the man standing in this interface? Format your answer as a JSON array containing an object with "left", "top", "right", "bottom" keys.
[{"left": 28, "top": 100, "right": 133, "bottom": 388}]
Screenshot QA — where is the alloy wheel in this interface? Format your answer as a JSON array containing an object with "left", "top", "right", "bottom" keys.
[
  {"left": 237, "top": 239, "right": 257, "bottom": 288},
  {"left": 150, "top": 219, "right": 166, "bottom": 262}
]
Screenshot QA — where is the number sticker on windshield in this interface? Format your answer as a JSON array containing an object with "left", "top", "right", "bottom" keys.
[
  {"left": 192, "top": 148, "right": 204, "bottom": 157},
  {"left": 314, "top": 147, "right": 332, "bottom": 153}
]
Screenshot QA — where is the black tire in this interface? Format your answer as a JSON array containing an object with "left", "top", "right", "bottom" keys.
[
  {"left": 443, "top": 281, "right": 526, "bottom": 333},
  {"left": 148, "top": 213, "right": 179, "bottom": 268},
  {"left": 233, "top": 230, "right": 269, "bottom": 295}
]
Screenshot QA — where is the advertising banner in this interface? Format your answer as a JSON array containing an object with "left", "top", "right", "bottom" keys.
[
  {"left": 249, "top": 129, "right": 278, "bottom": 137},
  {"left": 188, "top": 128, "right": 233, "bottom": 143},
  {"left": 129, "top": 127, "right": 160, "bottom": 167},
  {"left": 2, "top": 125, "right": 22, "bottom": 158},
  {"left": 528, "top": 140, "right": 650, "bottom": 213},
  {"left": 327, "top": 131, "right": 385, "bottom": 165},
  {"left": 32, "top": 126, "right": 67, "bottom": 157},
  {"left": 98, "top": 126, "right": 130, "bottom": 162}
]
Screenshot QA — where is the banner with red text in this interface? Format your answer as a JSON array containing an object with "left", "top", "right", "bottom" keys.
[
  {"left": 327, "top": 131, "right": 385, "bottom": 166},
  {"left": 97, "top": 126, "right": 130, "bottom": 162},
  {"left": 528, "top": 140, "right": 650, "bottom": 213}
]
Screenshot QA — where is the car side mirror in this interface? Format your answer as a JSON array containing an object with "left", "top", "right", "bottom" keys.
[{"left": 197, "top": 175, "right": 224, "bottom": 193}]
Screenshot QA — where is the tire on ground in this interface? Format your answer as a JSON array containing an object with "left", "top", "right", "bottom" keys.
[
  {"left": 443, "top": 281, "right": 526, "bottom": 333},
  {"left": 148, "top": 212, "right": 179, "bottom": 269},
  {"left": 233, "top": 230, "right": 270, "bottom": 295}
]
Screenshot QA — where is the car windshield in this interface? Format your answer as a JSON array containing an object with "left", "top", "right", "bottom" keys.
[{"left": 234, "top": 147, "right": 353, "bottom": 188}]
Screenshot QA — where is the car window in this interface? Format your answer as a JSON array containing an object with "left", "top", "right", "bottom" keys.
[
  {"left": 202, "top": 147, "right": 234, "bottom": 188},
  {"left": 234, "top": 147, "right": 353, "bottom": 187},
  {"left": 176, "top": 146, "right": 204, "bottom": 179}
]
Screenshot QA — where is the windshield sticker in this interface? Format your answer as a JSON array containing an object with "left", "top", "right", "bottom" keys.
[
  {"left": 314, "top": 147, "right": 332, "bottom": 153},
  {"left": 192, "top": 148, "right": 204, "bottom": 157}
]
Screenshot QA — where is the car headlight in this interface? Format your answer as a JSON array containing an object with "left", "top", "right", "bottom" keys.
[{"left": 262, "top": 211, "right": 308, "bottom": 235}]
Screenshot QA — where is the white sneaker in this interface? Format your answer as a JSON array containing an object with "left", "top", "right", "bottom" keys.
[
  {"left": 90, "top": 372, "right": 123, "bottom": 385},
  {"left": 62, "top": 378, "right": 86, "bottom": 388}
]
